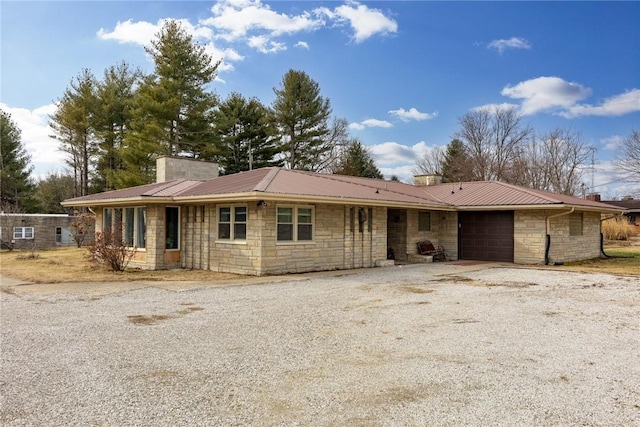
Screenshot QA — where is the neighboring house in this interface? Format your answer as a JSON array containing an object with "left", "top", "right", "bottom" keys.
[
  {"left": 0, "top": 213, "right": 94, "bottom": 250},
  {"left": 601, "top": 196, "right": 640, "bottom": 233},
  {"left": 61, "top": 157, "right": 624, "bottom": 276}
]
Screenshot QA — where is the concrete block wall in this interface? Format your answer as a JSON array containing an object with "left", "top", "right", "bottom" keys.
[{"left": 0, "top": 214, "right": 93, "bottom": 250}]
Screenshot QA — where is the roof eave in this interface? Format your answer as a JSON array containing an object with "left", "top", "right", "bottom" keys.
[
  {"left": 455, "top": 203, "right": 625, "bottom": 213},
  {"left": 61, "top": 196, "right": 175, "bottom": 207}
]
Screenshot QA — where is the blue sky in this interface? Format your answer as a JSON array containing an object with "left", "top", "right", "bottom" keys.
[{"left": 1, "top": 1, "right": 639, "bottom": 198}]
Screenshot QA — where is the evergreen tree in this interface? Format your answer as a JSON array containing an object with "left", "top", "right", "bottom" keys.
[
  {"left": 92, "top": 62, "right": 141, "bottom": 192},
  {"left": 333, "top": 139, "right": 383, "bottom": 179},
  {"left": 0, "top": 109, "right": 37, "bottom": 212},
  {"left": 271, "top": 69, "right": 332, "bottom": 171},
  {"left": 49, "top": 69, "right": 98, "bottom": 197},
  {"left": 35, "top": 172, "right": 76, "bottom": 214},
  {"left": 441, "top": 139, "right": 473, "bottom": 183},
  {"left": 115, "top": 20, "right": 219, "bottom": 187},
  {"left": 213, "top": 93, "right": 282, "bottom": 175}
]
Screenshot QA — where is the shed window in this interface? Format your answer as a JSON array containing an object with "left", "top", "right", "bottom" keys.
[
  {"left": 569, "top": 212, "right": 583, "bottom": 236},
  {"left": 13, "top": 227, "right": 34, "bottom": 239},
  {"left": 418, "top": 211, "right": 431, "bottom": 232}
]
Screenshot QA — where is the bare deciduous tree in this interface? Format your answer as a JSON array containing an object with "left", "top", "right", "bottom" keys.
[
  {"left": 616, "top": 129, "right": 640, "bottom": 183},
  {"left": 456, "top": 106, "right": 532, "bottom": 181},
  {"left": 511, "top": 128, "right": 592, "bottom": 196},
  {"left": 412, "top": 146, "right": 445, "bottom": 176}
]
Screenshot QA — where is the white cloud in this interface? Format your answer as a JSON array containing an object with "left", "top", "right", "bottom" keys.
[
  {"left": 601, "top": 135, "right": 624, "bottom": 151},
  {"left": 329, "top": 2, "right": 398, "bottom": 43},
  {"left": 0, "top": 102, "right": 66, "bottom": 178},
  {"left": 388, "top": 107, "right": 437, "bottom": 122},
  {"left": 368, "top": 141, "right": 427, "bottom": 166},
  {"left": 472, "top": 102, "right": 520, "bottom": 113},
  {"left": 501, "top": 76, "right": 591, "bottom": 116},
  {"left": 562, "top": 89, "right": 640, "bottom": 118},
  {"left": 487, "top": 37, "right": 531, "bottom": 54},
  {"left": 203, "top": 0, "right": 323, "bottom": 41},
  {"left": 97, "top": 19, "right": 160, "bottom": 46},
  {"left": 349, "top": 118, "right": 393, "bottom": 130},
  {"left": 294, "top": 41, "right": 309, "bottom": 49},
  {"left": 247, "top": 35, "right": 286, "bottom": 53}
]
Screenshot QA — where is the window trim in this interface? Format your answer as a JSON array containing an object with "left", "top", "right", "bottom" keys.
[
  {"left": 103, "top": 207, "right": 147, "bottom": 250},
  {"left": 276, "top": 205, "right": 315, "bottom": 244},
  {"left": 418, "top": 211, "right": 431, "bottom": 232},
  {"left": 216, "top": 204, "right": 248, "bottom": 243},
  {"left": 13, "top": 226, "right": 34, "bottom": 240},
  {"left": 569, "top": 212, "right": 583, "bottom": 236}
]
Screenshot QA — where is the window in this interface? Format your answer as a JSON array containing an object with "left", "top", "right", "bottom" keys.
[
  {"left": 103, "top": 207, "right": 147, "bottom": 248},
  {"left": 13, "top": 227, "right": 34, "bottom": 240},
  {"left": 418, "top": 211, "right": 431, "bottom": 232},
  {"left": 166, "top": 207, "right": 180, "bottom": 249},
  {"left": 218, "top": 206, "right": 246, "bottom": 241},
  {"left": 277, "top": 206, "right": 314, "bottom": 242},
  {"left": 569, "top": 212, "right": 583, "bottom": 236},
  {"left": 55, "top": 227, "right": 73, "bottom": 244}
]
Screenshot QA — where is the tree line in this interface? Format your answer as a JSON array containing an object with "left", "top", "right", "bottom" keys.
[
  {"left": 414, "top": 107, "right": 638, "bottom": 197},
  {"left": 1, "top": 20, "right": 638, "bottom": 213}
]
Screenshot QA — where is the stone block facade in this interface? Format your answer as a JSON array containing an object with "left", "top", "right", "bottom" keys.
[{"left": 514, "top": 209, "right": 601, "bottom": 264}]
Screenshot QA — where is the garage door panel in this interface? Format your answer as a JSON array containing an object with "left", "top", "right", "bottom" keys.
[{"left": 459, "top": 211, "right": 514, "bottom": 262}]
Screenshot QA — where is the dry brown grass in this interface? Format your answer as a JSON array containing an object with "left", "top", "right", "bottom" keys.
[
  {"left": 563, "top": 246, "right": 640, "bottom": 275},
  {"left": 602, "top": 217, "right": 637, "bottom": 240},
  {"left": 0, "top": 247, "right": 241, "bottom": 283}
]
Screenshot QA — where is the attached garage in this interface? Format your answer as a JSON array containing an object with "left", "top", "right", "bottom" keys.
[{"left": 458, "top": 211, "right": 514, "bottom": 262}]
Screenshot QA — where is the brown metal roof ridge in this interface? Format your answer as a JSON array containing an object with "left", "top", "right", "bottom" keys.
[{"left": 253, "top": 167, "right": 280, "bottom": 192}]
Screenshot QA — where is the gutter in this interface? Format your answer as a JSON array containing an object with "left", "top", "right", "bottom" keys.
[{"left": 545, "top": 207, "right": 574, "bottom": 265}]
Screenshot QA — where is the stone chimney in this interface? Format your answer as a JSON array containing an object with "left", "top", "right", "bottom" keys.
[
  {"left": 156, "top": 157, "right": 219, "bottom": 183},
  {"left": 586, "top": 193, "right": 601, "bottom": 202},
  {"left": 622, "top": 195, "right": 634, "bottom": 201},
  {"left": 414, "top": 174, "right": 443, "bottom": 186}
]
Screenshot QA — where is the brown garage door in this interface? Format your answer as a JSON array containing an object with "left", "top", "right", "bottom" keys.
[{"left": 458, "top": 211, "right": 514, "bottom": 262}]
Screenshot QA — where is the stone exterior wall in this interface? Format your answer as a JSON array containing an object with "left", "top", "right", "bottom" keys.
[
  {"left": 205, "top": 203, "right": 387, "bottom": 276},
  {"left": 0, "top": 214, "right": 94, "bottom": 250},
  {"left": 547, "top": 211, "right": 601, "bottom": 264},
  {"left": 514, "top": 209, "right": 601, "bottom": 264},
  {"left": 387, "top": 209, "right": 407, "bottom": 261},
  {"left": 437, "top": 211, "right": 458, "bottom": 261}
]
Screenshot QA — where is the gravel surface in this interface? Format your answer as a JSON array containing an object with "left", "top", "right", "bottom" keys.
[{"left": 1, "top": 264, "right": 639, "bottom": 426}]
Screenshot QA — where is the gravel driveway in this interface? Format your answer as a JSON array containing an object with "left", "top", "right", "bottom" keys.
[{"left": 1, "top": 263, "right": 639, "bottom": 426}]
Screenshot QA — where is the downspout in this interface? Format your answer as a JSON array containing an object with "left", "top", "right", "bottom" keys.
[
  {"left": 545, "top": 208, "right": 574, "bottom": 265},
  {"left": 599, "top": 215, "right": 633, "bottom": 259}
]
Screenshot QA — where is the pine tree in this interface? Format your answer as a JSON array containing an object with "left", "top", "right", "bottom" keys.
[
  {"left": 0, "top": 109, "right": 37, "bottom": 212},
  {"left": 213, "top": 93, "right": 282, "bottom": 174},
  {"left": 92, "top": 62, "right": 141, "bottom": 191},
  {"left": 35, "top": 172, "right": 76, "bottom": 214},
  {"left": 49, "top": 69, "right": 98, "bottom": 197},
  {"left": 333, "top": 139, "right": 383, "bottom": 179},
  {"left": 271, "top": 69, "right": 332, "bottom": 171},
  {"left": 441, "top": 139, "right": 473, "bottom": 183},
  {"left": 115, "top": 20, "right": 219, "bottom": 187}
]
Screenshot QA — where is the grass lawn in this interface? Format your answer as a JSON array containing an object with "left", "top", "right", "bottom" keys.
[
  {"left": 1, "top": 244, "right": 639, "bottom": 284},
  {"left": 562, "top": 245, "right": 640, "bottom": 275},
  {"left": 0, "top": 247, "right": 241, "bottom": 283}
]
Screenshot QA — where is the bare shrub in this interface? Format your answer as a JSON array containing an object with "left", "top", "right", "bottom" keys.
[
  {"left": 602, "top": 217, "right": 636, "bottom": 241},
  {"left": 70, "top": 211, "right": 95, "bottom": 248},
  {"left": 86, "top": 227, "right": 134, "bottom": 272}
]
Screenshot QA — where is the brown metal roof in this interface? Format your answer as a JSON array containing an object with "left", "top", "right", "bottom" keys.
[
  {"left": 62, "top": 167, "right": 624, "bottom": 213},
  {"left": 602, "top": 199, "right": 640, "bottom": 211},
  {"left": 422, "top": 181, "right": 621, "bottom": 210}
]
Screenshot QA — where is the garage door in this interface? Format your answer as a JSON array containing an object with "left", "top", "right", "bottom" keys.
[{"left": 458, "top": 211, "right": 514, "bottom": 262}]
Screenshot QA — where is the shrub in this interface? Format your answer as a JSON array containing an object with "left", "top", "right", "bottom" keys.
[
  {"left": 70, "top": 211, "right": 95, "bottom": 248},
  {"left": 602, "top": 216, "right": 636, "bottom": 241},
  {"left": 86, "top": 228, "right": 134, "bottom": 272}
]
